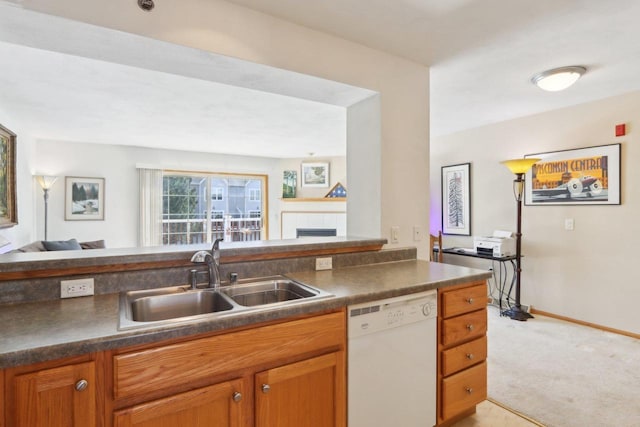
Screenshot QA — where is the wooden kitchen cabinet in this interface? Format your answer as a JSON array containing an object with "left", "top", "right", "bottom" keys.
[
  {"left": 113, "top": 378, "right": 248, "bottom": 427},
  {"left": 437, "top": 281, "right": 488, "bottom": 426},
  {"left": 255, "top": 352, "right": 344, "bottom": 427},
  {"left": 111, "top": 310, "right": 346, "bottom": 427},
  {"left": 7, "top": 360, "right": 97, "bottom": 427}
]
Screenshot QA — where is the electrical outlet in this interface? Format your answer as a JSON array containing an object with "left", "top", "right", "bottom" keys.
[
  {"left": 61, "top": 278, "right": 94, "bottom": 298},
  {"left": 565, "top": 218, "right": 575, "bottom": 231},
  {"left": 315, "top": 257, "right": 333, "bottom": 270}
]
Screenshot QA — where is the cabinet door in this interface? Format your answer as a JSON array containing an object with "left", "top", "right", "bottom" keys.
[
  {"left": 113, "top": 378, "right": 247, "bottom": 427},
  {"left": 255, "top": 352, "right": 345, "bottom": 427},
  {"left": 13, "top": 361, "right": 96, "bottom": 427}
]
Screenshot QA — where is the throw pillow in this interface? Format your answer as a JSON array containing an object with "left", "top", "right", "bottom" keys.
[
  {"left": 42, "top": 238, "right": 83, "bottom": 251},
  {"left": 79, "top": 239, "right": 106, "bottom": 249}
]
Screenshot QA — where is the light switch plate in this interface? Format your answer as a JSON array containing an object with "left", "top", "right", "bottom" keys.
[
  {"left": 413, "top": 226, "right": 422, "bottom": 241},
  {"left": 391, "top": 226, "right": 400, "bottom": 243}
]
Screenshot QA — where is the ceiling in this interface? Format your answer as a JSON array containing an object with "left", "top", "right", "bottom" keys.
[
  {"left": 0, "top": 2, "right": 375, "bottom": 158},
  {"left": 228, "top": 0, "right": 640, "bottom": 137},
  {"left": 3, "top": 0, "right": 640, "bottom": 155}
]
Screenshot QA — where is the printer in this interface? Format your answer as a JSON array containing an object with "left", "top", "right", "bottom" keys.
[{"left": 473, "top": 230, "right": 516, "bottom": 257}]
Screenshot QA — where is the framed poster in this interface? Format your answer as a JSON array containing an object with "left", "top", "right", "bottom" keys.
[
  {"left": 442, "top": 163, "right": 471, "bottom": 235},
  {"left": 65, "top": 177, "right": 105, "bottom": 220},
  {"left": 524, "top": 143, "right": 621, "bottom": 205},
  {"left": 0, "top": 123, "right": 17, "bottom": 228},
  {"left": 301, "top": 162, "right": 329, "bottom": 187}
]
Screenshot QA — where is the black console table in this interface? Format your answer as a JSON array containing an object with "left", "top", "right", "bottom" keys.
[{"left": 437, "top": 247, "right": 517, "bottom": 316}]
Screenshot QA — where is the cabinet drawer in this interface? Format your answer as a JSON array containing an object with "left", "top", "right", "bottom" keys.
[
  {"left": 441, "top": 309, "right": 486, "bottom": 347},
  {"left": 113, "top": 311, "right": 345, "bottom": 401},
  {"left": 441, "top": 361, "right": 487, "bottom": 420},
  {"left": 441, "top": 336, "right": 487, "bottom": 377},
  {"left": 440, "top": 283, "right": 487, "bottom": 318}
]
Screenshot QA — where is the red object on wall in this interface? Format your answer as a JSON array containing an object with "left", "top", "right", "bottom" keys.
[{"left": 615, "top": 123, "right": 626, "bottom": 137}]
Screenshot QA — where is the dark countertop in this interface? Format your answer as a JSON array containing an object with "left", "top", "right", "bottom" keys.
[
  {"left": 0, "top": 260, "right": 491, "bottom": 369},
  {"left": 0, "top": 236, "right": 387, "bottom": 272}
]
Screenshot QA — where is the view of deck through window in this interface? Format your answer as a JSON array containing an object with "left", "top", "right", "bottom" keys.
[{"left": 162, "top": 172, "right": 267, "bottom": 245}]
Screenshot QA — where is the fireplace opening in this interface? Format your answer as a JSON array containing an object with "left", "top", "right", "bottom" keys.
[{"left": 296, "top": 228, "right": 337, "bottom": 238}]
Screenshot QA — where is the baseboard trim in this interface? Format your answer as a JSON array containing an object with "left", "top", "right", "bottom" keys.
[{"left": 530, "top": 308, "right": 640, "bottom": 339}]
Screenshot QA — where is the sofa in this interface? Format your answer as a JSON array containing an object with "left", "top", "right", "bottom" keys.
[{"left": 12, "top": 238, "right": 106, "bottom": 253}]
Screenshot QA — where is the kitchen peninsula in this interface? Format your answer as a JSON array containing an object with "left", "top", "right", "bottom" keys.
[{"left": 0, "top": 237, "right": 491, "bottom": 426}]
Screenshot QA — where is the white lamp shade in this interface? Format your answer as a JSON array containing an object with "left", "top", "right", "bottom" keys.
[
  {"left": 36, "top": 175, "right": 58, "bottom": 190},
  {"left": 532, "top": 66, "right": 586, "bottom": 92}
]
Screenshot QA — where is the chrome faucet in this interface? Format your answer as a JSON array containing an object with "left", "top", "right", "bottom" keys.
[{"left": 190, "top": 238, "right": 223, "bottom": 289}]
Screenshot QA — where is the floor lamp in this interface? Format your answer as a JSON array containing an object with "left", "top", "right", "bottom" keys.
[
  {"left": 500, "top": 158, "right": 540, "bottom": 321},
  {"left": 36, "top": 175, "right": 58, "bottom": 241}
]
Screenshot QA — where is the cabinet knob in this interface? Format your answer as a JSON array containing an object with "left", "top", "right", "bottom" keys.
[
  {"left": 232, "top": 392, "right": 242, "bottom": 402},
  {"left": 465, "top": 387, "right": 473, "bottom": 395},
  {"left": 466, "top": 324, "right": 474, "bottom": 331},
  {"left": 75, "top": 379, "right": 88, "bottom": 392},
  {"left": 466, "top": 297, "right": 474, "bottom": 304},
  {"left": 261, "top": 384, "right": 271, "bottom": 394},
  {"left": 466, "top": 353, "right": 474, "bottom": 360}
]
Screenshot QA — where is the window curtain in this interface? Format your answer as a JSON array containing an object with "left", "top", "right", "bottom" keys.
[{"left": 138, "top": 168, "right": 163, "bottom": 247}]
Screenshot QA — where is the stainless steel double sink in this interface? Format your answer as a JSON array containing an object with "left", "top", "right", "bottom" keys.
[{"left": 119, "top": 276, "right": 332, "bottom": 329}]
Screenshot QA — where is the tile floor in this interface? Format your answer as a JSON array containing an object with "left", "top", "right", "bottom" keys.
[{"left": 451, "top": 400, "right": 544, "bottom": 427}]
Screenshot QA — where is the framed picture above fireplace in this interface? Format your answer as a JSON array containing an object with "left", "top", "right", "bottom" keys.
[{"left": 301, "top": 162, "right": 329, "bottom": 187}]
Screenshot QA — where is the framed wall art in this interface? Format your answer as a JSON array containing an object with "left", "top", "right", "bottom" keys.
[
  {"left": 65, "top": 176, "right": 105, "bottom": 220},
  {"left": 282, "top": 170, "right": 297, "bottom": 198},
  {"left": 0, "top": 123, "right": 17, "bottom": 228},
  {"left": 301, "top": 162, "right": 329, "bottom": 187},
  {"left": 441, "top": 163, "right": 471, "bottom": 235},
  {"left": 524, "top": 143, "right": 621, "bottom": 205}
]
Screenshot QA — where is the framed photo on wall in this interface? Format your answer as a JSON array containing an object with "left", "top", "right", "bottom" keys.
[
  {"left": 0, "top": 123, "right": 17, "bottom": 228},
  {"left": 442, "top": 163, "right": 471, "bottom": 235},
  {"left": 524, "top": 143, "right": 621, "bottom": 206},
  {"left": 301, "top": 162, "right": 329, "bottom": 187},
  {"left": 282, "top": 170, "right": 297, "bottom": 198},
  {"left": 65, "top": 177, "right": 105, "bottom": 220}
]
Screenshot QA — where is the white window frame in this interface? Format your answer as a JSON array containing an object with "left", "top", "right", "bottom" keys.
[
  {"left": 249, "top": 188, "right": 261, "bottom": 201},
  {"left": 212, "top": 187, "right": 224, "bottom": 200}
]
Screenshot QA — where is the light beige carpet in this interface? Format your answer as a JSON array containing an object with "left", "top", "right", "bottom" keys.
[{"left": 487, "top": 306, "right": 640, "bottom": 427}]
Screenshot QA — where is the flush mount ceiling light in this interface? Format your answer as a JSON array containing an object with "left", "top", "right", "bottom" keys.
[{"left": 531, "top": 66, "right": 586, "bottom": 92}]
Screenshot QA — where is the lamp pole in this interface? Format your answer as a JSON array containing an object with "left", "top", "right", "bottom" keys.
[
  {"left": 500, "top": 158, "right": 540, "bottom": 322},
  {"left": 503, "top": 172, "right": 532, "bottom": 321},
  {"left": 43, "top": 187, "right": 50, "bottom": 241},
  {"left": 36, "top": 175, "right": 58, "bottom": 241}
]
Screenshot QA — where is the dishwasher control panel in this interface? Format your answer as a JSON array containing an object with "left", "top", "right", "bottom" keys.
[{"left": 348, "top": 290, "right": 437, "bottom": 338}]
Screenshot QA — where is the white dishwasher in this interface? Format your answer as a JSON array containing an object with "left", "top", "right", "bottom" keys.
[{"left": 348, "top": 289, "right": 437, "bottom": 427}]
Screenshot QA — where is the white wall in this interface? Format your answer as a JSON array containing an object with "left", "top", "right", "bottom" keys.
[
  {"left": 431, "top": 90, "right": 640, "bottom": 334},
  {"left": 15, "top": 0, "right": 431, "bottom": 258},
  {"left": 31, "top": 141, "right": 348, "bottom": 248},
  {"left": 0, "top": 103, "right": 35, "bottom": 251},
  {"left": 34, "top": 140, "right": 281, "bottom": 247}
]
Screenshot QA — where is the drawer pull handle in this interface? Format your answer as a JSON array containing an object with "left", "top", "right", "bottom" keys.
[
  {"left": 465, "top": 387, "right": 474, "bottom": 395},
  {"left": 233, "top": 392, "right": 242, "bottom": 402},
  {"left": 466, "top": 324, "right": 474, "bottom": 331},
  {"left": 466, "top": 298, "right": 474, "bottom": 304},
  {"left": 261, "top": 384, "right": 271, "bottom": 394},
  {"left": 466, "top": 353, "right": 474, "bottom": 360},
  {"left": 75, "top": 379, "right": 88, "bottom": 392}
]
